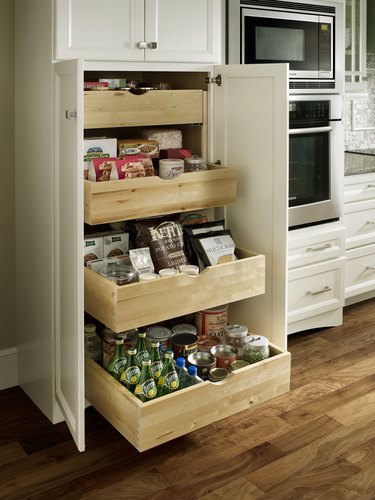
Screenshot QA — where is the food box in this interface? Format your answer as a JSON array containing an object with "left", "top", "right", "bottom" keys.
[
  {"left": 88, "top": 157, "right": 154, "bottom": 181},
  {"left": 159, "top": 148, "right": 192, "bottom": 160},
  {"left": 103, "top": 232, "right": 129, "bottom": 258},
  {"left": 84, "top": 236, "right": 103, "bottom": 266},
  {"left": 84, "top": 81, "right": 109, "bottom": 90},
  {"left": 83, "top": 138, "right": 117, "bottom": 180},
  {"left": 142, "top": 128, "right": 182, "bottom": 150},
  {"left": 99, "top": 78, "right": 127, "bottom": 90},
  {"left": 118, "top": 139, "right": 159, "bottom": 159},
  {"left": 85, "top": 341, "right": 291, "bottom": 451}
]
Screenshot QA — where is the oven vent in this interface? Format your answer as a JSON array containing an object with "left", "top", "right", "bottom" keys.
[
  {"left": 290, "top": 81, "right": 336, "bottom": 90},
  {"left": 240, "top": 0, "right": 335, "bottom": 15}
]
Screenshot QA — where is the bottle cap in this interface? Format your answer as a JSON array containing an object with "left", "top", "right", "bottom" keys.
[
  {"left": 84, "top": 323, "right": 96, "bottom": 333},
  {"left": 176, "top": 357, "right": 186, "bottom": 368},
  {"left": 188, "top": 365, "right": 197, "bottom": 376}
]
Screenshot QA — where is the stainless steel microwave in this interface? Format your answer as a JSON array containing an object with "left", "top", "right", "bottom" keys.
[{"left": 226, "top": 0, "right": 344, "bottom": 93}]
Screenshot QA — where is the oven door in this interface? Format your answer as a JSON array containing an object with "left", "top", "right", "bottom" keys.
[{"left": 288, "top": 119, "right": 343, "bottom": 229}]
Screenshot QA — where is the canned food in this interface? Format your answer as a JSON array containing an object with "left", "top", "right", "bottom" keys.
[
  {"left": 170, "top": 332, "right": 198, "bottom": 359},
  {"left": 195, "top": 304, "right": 228, "bottom": 338},
  {"left": 197, "top": 335, "right": 220, "bottom": 352},
  {"left": 210, "top": 344, "right": 238, "bottom": 368},
  {"left": 171, "top": 323, "right": 198, "bottom": 336},
  {"left": 208, "top": 367, "right": 230, "bottom": 382},
  {"left": 145, "top": 325, "right": 172, "bottom": 350},
  {"left": 187, "top": 351, "right": 216, "bottom": 380},
  {"left": 159, "top": 158, "right": 184, "bottom": 179},
  {"left": 230, "top": 360, "right": 250, "bottom": 371}
]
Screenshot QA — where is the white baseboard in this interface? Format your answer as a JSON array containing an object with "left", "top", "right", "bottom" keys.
[{"left": 0, "top": 347, "right": 18, "bottom": 390}]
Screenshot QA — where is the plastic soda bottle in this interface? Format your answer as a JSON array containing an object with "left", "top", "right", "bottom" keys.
[
  {"left": 157, "top": 351, "right": 180, "bottom": 396},
  {"left": 149, "top": 341, "right": 163, "bottom": 383},
  {"left": 107, "top": 337, "right": 127, "bottom": 383},
  {"left": 123, "top": 348, "right": 141, "bottom": 392},
  {"left": 175, "top": 357, "right": 189, "bottom": 388},
  {"left": 134, "top": 359, "right": 158, "bottom": 402},
  {"left": 186, "top": 365, "right": 203, "bottom": 386},
  {"left": 135, "top": 332, "right": 150, "bottom": 366}
]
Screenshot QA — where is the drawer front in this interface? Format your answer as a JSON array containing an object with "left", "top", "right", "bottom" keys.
[
  {"left": 288, "top": 223, "right": 345, "bottom": 269},
  {"left": 344, "top": 173, "right": 375, "bottom": 203},
  {"left": 288, "top": 258, "right": 345, "bottom": 324},
  {"left": 85, "top": 249, "right": 265, "bottom": 333},
  {"left": 345, "top": 244, "right": 375, "bottom": 298},
  {"left": 344, "top": 200, "right": 375, "bottom": 249},
  {"left": 85, "top": 344, "right": 291, "bottom": 452}
]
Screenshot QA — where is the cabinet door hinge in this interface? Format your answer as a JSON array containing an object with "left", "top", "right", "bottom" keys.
[
  {"left": 65, "top": 110, "right": 77, "bottom": 120},
  {"left": 205, "top": 74, "right": 222, "bottom": 86}
]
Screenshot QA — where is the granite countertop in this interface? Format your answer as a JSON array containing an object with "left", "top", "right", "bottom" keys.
[{"left": 345, "top": 152, "right": 375, "bottom": 176}]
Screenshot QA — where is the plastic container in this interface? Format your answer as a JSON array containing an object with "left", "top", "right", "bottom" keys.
[
  {"left": 243, "top": 334, "right": 270, "bottom": 364},
  {"left": 186, "top": 365, "right": 203, "bottom": 386}
]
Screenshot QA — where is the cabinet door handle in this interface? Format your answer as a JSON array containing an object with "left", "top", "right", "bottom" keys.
[
  {"left": 137, "top": 41, "right": 147, "bottom": 49},
  {"left": 366, "top": 220, "right": 375, "bottom": 225},
  {"left": 306, "top": 286, "right": 332, "bottom": 296},
  {"left": 148, "top": 42, "right": 158, "bottom": 49},
  {"left": 367, "top": 184, "right": 375, "bottom": 189},
  {"left": 306, "top": 243, "right": 332, "bottom": 253},
  {"left": 365, "top": 265, "right": 375, "bottom": 271}
]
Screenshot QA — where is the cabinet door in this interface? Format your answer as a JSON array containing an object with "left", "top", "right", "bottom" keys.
[
  {"left": 144, "top": 0, "right": 221, "bottom": 63},
  {"left": 55, "top": 0, "right": 145, "bottom": 61},
  {"left": 54, "top": 59, "right": 85, "bottom": 451},
  {"left": 212, "top": 64, "right": 288, "bottom": 350}
]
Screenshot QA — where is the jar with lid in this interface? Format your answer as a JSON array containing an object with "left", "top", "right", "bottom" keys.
[
  {"left": 224, "top": 324, "right": 248, "bottom": 358},
  {"left": 84, "top": 323, "right": 102, "bottom": 364},
  {"left": 184, "top": 155, "right": 207, "bottom": 172},
  {"left": 99, "top": 263, "right": 138, "bottom": 285},
  {"left": 243, "top": 334, "right": 270, "bottom": 364}
]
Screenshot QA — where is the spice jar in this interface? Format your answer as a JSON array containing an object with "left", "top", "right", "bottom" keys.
[
  {"left": 184, "top": 155, "right": 207, "bottom": 172},
  {"left": 224, "top": 324, "right": 248, "bottom": 358},
  {"left": 243, "top": 334, "right": 270, "bottom": 364}
]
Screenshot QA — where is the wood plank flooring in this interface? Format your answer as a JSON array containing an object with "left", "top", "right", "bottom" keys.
[{"left": 1, "top": 299, "right": 375, "bottom": 499}]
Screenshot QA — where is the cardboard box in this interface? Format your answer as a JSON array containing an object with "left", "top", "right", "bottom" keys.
[
  {"left": 83, "top": 138, "right": 117, "bottom": 179},
  {"left": 118, "top": 139, "right": 159, "bottom": 159},
  {"left": 103, "top": 232, "right": 129, "bottom": 258},
  {"left": 84, "top": 236, "right": 103, "bottom": 266}
]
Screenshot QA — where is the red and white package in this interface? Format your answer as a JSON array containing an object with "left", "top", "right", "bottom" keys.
[
  {"left": 88, "top": 158, "right": 116, "bottom": 181},
  {"left": 110, "top": 155, "right": 154, "bottom": 180}
]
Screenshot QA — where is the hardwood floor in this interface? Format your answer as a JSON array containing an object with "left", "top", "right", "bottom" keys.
[{"left": 1, "top": 299, "right": 375, "bottom": 499}]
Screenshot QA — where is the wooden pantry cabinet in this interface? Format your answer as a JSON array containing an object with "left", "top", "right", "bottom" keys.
[
  {"left": 16, "top": 1, "right": 289, "bottom": 452},
  {"left": 55, "top": 0, "right": 222, "bottom": 64}
]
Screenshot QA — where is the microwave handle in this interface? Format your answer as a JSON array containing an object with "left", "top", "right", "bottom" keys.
[{"left": 289, "top": 126, "right": 332, "bottom": 135}]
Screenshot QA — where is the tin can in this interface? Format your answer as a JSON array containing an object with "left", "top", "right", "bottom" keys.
[
  {"left": 208, "top": 367, "right": 230, "bottom": 382},
  {"left": 210, "top": 344, "right": 238, "bottom": 369},
  {"left": 197, "top": 335, "right": 220, "bottom": 353},
  {"left": 171, "top": 323, "right": 198, "bottom": 336},
  {"left": 230, "top": 359, "right": 249, "bottom": 371},
  {"left": 158, "top": 158, "right": 184, "bottom": 179},
  {"left": 195, "top": 304, "right": 228, "bottom": 338},
  {"left": 187, "top": 351, "right": 216, "bottom": 380},
  {"left": 145, "top": 325, "right": 172, "bottom": 350},
  {"left": 170, "top": 332, "right": 198, "bottom": 359}
]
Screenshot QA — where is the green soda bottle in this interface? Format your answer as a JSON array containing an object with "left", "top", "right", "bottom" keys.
[
  {"left": 107, "top": 337, "right": 127, "bottom": 383},
  {"left": 157, "top": 351, "right": 180, "bottom": 397},
  {"left": 135, "top": 332, "right": 150, "bottom": 367},
  {"left": 123, "top": 348, "right": 141, "bottom": 393},
  {"left": 149, "top": 341, "right": 163, "bottom": 383},
  {"left": 134, "top": 359, "right": 157, "bottom": 403}
]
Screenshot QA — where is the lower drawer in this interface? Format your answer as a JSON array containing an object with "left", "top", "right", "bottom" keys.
[
  {"left": 85, "top": 343, "right": 291, "bottom": 452},
  {"left": 345, "top": 244, "right": 375, "bottom": 298}
]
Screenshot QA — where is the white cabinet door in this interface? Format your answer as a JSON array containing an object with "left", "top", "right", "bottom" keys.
[
  {"left": 212, "top": 64, "right": 289, "bottom": 350},
  {"left": 54, "top": 59, "right": 85, "bottom": 452},
  {"left": 55, "top": 0, "right": 145, "bottom": 61},
  {"left": 144, "top": 0, "right": 221, "bottom": 63}
]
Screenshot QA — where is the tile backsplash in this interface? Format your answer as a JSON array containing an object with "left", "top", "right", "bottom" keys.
[{"left": 345, "top": 54, "right": 375, "bottom": 150}]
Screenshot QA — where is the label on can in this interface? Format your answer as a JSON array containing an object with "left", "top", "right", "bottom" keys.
[{"left": 195, "top": 305, "right": 228, "bottom": 337}]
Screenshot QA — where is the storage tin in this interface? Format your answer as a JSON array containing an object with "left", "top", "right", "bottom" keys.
[
  {"left": 158, "top": 158, "right": 184, "bottom": 179},
  {"left": 195, "top": 304, "right": 228, "bottom": 338},
  {"left": 145, "top": 326, "right": 172, "bottom": 350},
  {"left": 208, "top": 367, "right": 230, "bottom": 382},
  {"left": 170, "top": 332, "right": 198, "bottom": 358},
  {"left": 187, "top": 351, "right": 216, "bottom": 380},
  {"left": 210, "top": 344, "right": 238, "bottom": 368}
]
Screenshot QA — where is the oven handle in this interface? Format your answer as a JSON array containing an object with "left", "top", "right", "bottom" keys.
[{"left": 289, "top": 126, "right": 332, "bottom": 135}]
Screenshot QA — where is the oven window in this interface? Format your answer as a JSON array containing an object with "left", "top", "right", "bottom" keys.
[
  {"left": 244, "top": 16, "right": 319, "bottom": 70},
  {"left": 289, "top": 132, "right": 329, "bottom": 207}
]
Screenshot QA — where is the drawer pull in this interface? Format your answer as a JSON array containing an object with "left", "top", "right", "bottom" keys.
[
  {"left": 306, "top": 286, "right": 332, "bottom": 296},
  {"left": 306, "top": 243, "right": 332, "bottom": 253},
  {"left": 367, "top": 184, "right": 375, "bottom": 189},
  {"left": 366, "top": 220, "right": 375, "bottom": 225},
  {"left": 365, "top": 265, "right": 375, "bottom": 271}
]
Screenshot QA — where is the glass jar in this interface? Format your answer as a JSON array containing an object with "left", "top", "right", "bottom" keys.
[
  {"left": 243, "top": 334, "right": 270, "bottom": 364},
  {"left": 224, "top": 324, "right": 248, "bottom": 358},
  {"left": 184, "top": 155, "right": 207, "bottom": 172},
  {"left": 99, "top": 263, "right": 138, "bottom": 285}
]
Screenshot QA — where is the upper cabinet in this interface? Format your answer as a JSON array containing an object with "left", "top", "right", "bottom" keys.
[
  {"left": 367, "top": 0, "right": 375, "bottom": 53},
  {"left": 54, "top": 0, "right": 222, "bottom": 64},
  {"left": 345, "top": 0, "right": 367, "bottom": 94}
]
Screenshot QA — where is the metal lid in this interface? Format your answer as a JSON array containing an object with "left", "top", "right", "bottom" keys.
[
  {"left": 184, "top": 155, "right": 206, "bottom": 164},
  {"left": 224, "top": 324, "right": 248, "bottom": 338},
  {"left": 84, "top": 323, "right": 96, "bottom": 334},
  {"left": 244, "top": 334, "right": 269, "bottom": 349},
  {"left": 230, "top": 360, "right": 249, "bottom": 371},
  {"left": 208, "top": 367, "right": 230, "bottom": 382},
  {"left": 146, "top": 326, "right": 172, "bottom": 341},
  {"left": 171, "top": 323, "right": 198, "bottom": 335}
]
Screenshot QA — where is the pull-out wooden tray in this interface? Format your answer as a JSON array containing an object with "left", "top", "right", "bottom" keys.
[
  {"left": 84, "top": 249, "right": 265, "bottom": 332},
  {"left": 84, "top": 164, "right": 236, "bottom": 225},
  {"left": 85, "top": 343, "right": 291, "bottom": 452},
  {"left": 84, "top": 89, "right": 204, "bottom": 129}
]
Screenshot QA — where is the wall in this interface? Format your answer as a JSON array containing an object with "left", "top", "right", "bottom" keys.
[
  {"left": 345, "top": 54, "right": 375, "bottom": 150},
  {"left": 0, "top": 0, "right": 16, "bottom": 388}
]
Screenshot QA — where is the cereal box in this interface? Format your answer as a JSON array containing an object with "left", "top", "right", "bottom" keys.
[{"left": 84, "top": 236, "right": 104, "bottom": 266}]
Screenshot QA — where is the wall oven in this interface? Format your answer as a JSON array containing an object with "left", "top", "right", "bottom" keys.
[
  {"left": 226, "top": 0, "right": 344, "bottom": 93},
  {"left": 288, "top": 94, "right": 343, "bottom": 229}
]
